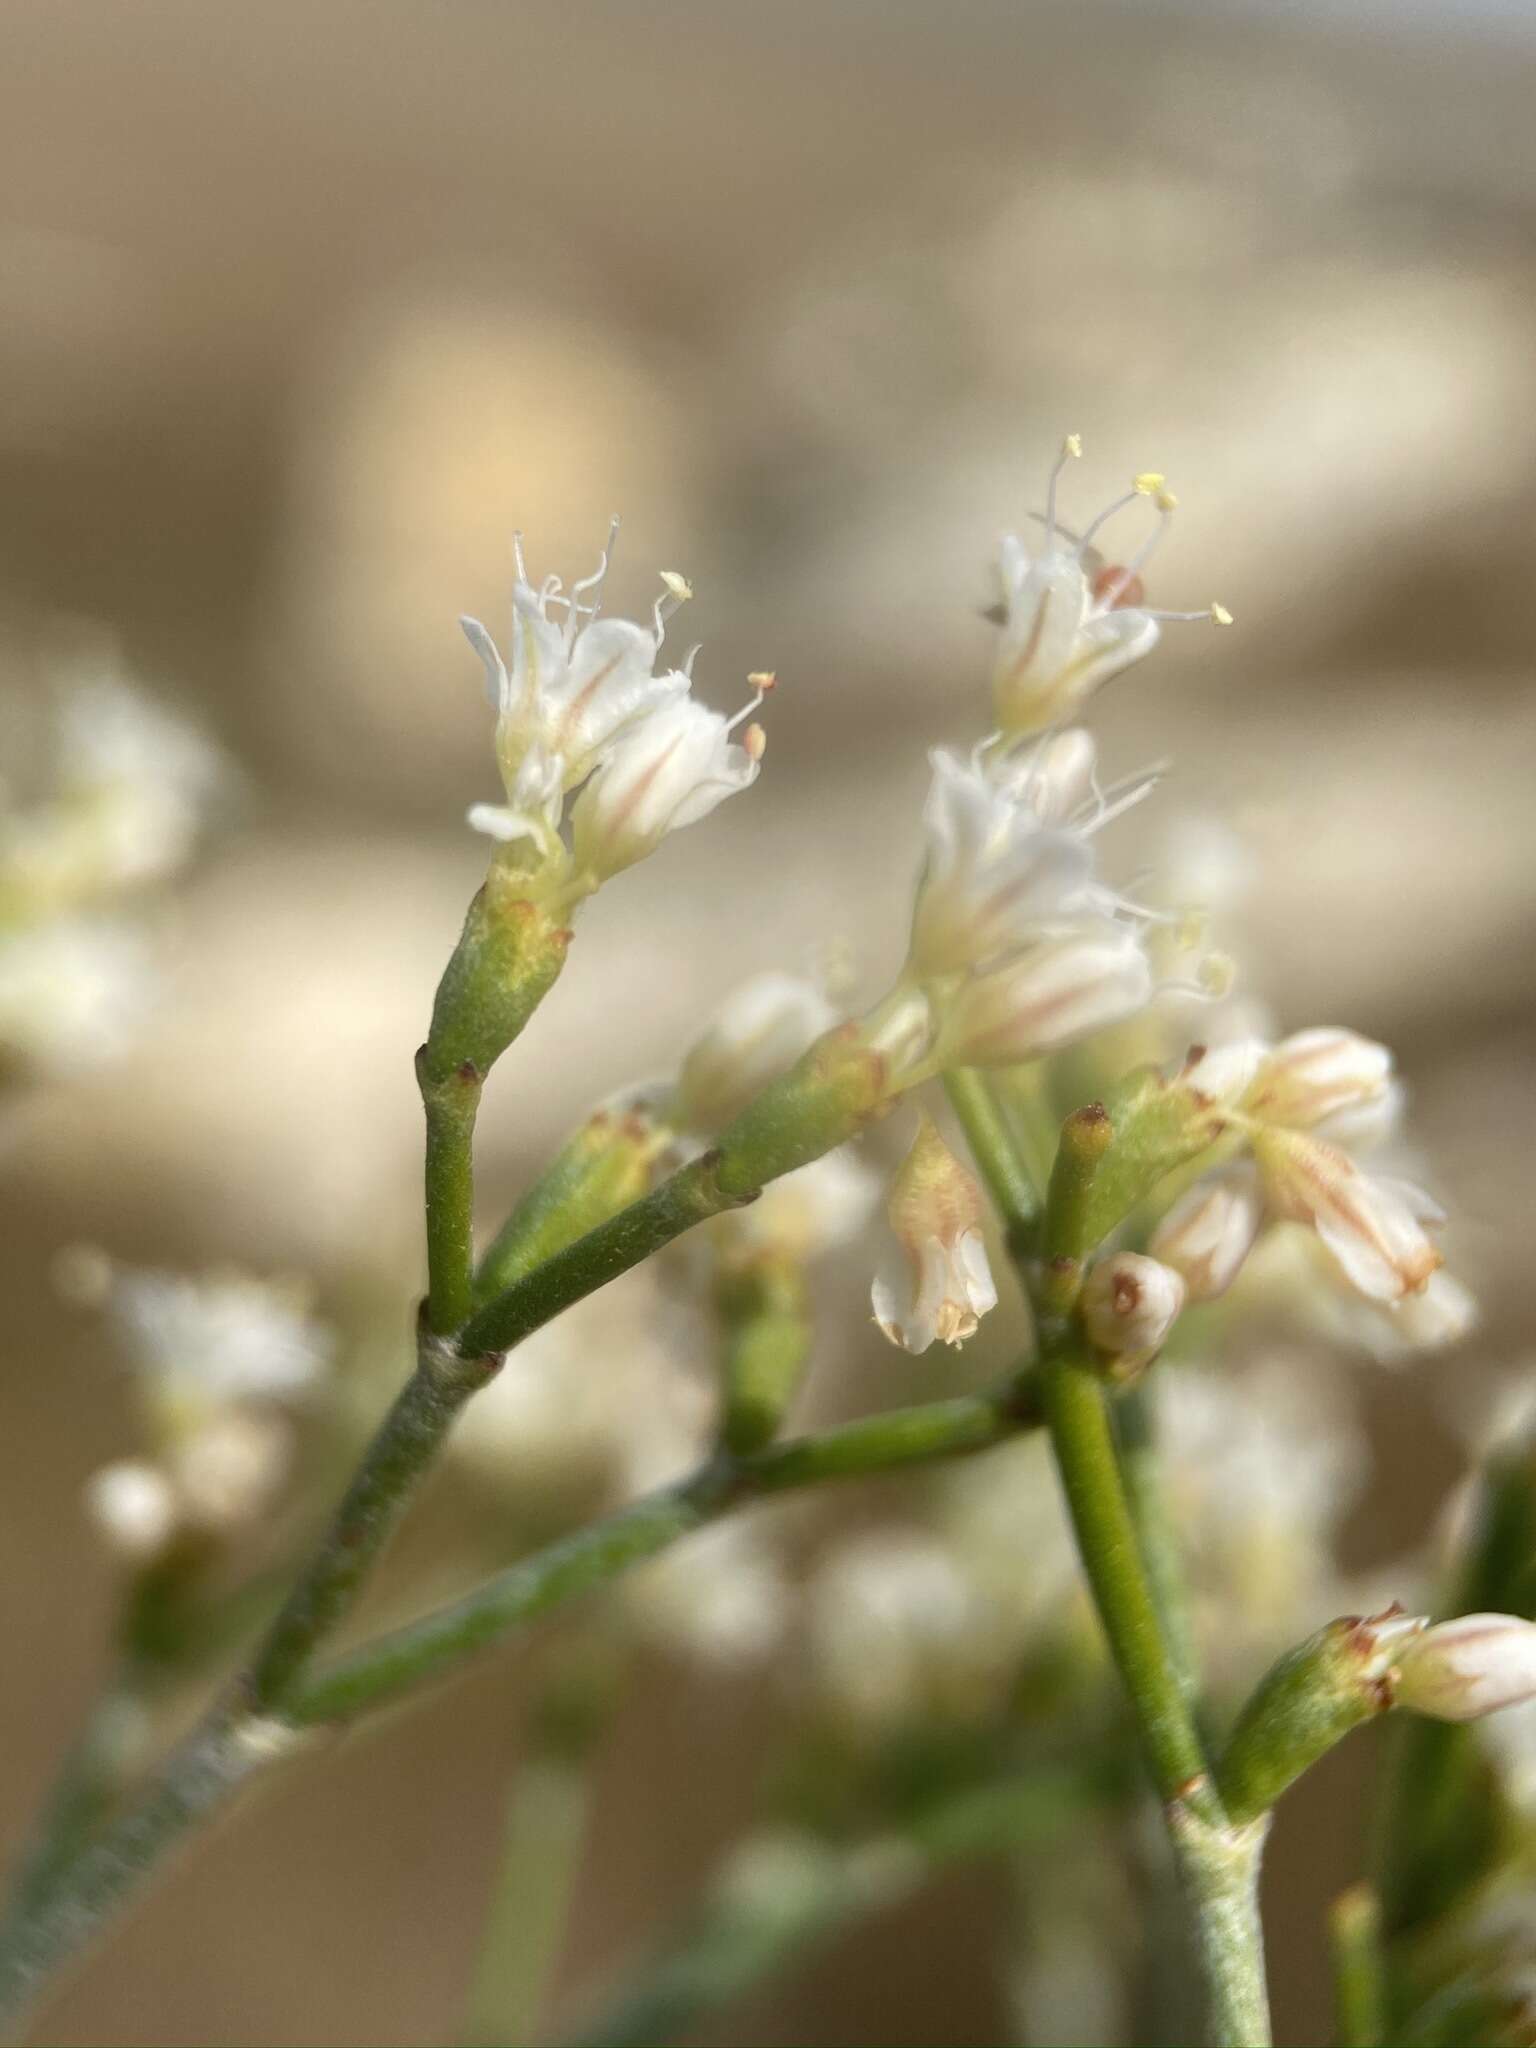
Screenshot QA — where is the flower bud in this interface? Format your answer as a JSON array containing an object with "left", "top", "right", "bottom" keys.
[
  {"left": 933, "top": 921, "right": 1153, "bottom": 1069},
  {"left": 1080, "top": 1252, "right": 1185, "bottom": 1359},
  {"left": 1148, "top": 1165, "right": 1265, "bottom": 1302},
  {"left": 1394, "top": 1614, "right": 1536, "bottom": 1722},
  {"left": 420, "top": 869, "right": 572, "bottom": 1090},
  {"left": 475, "top": 1106, "right": 666, "bottom": 1301},
  {"left": 871, "top": 1114, "right": 997, "bottom": 1352},
  {"left": 1245, "top": 1029, "right": 1394, "bottom": 1131},
  {"left": 674, "top": 975, "right": 839, "bottom": 1134}
]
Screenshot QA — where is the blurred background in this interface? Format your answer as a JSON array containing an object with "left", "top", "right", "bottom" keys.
[{"left": 1, "top": 2, "right": 1533, "bottom": 2043}]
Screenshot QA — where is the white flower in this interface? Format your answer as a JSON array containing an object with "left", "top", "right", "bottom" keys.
[
  {"left": 83, "top": 1459, "right": 178, "bottom": 1561},
  {"left": 989, "top": 440, "right": 1229, "bottom": 736},
  {"left": 54, "top": 674, "right": 224, "bottom": 890},
  {"left": 1251, "top": 1128, "right": 1444, "bottom": 1305},
  {"left": 871, "top": 1113, "right": 996, "bottom": 1352},
  {"left": 0, "top": 919, "right": 154, "bottom": 1074},
  {"left": 804, "top": 1530, "right": 1018, "bottom": 1733},
  {"left": 465, "top": 740, "right": 565, "bottom": 852},
  {"left": 569, "top": 690, "right": 767, "bottom": 886},
  {"left": 1244, "top": 1028, "right": 1395, "bottom": 1132},
  {"left": 1376, "top": 1269, "right": 1478, "bottom": 1352},
  {"left": 1149, "top": 1164, "right": 1266, "bottom": 1302},
  {"left": 931, "top": 918, "right": 1154, "bottom": 1070},
  {"left": 674, "top": 973, "right": 838, "bottom": 1133},
  {"left": 104, "top": 1267, "right": 333, "bottom": 1413},
  {"left": 719, "top": 1147, "right": 882, "bottom": 1263},
  {"left": 461, "top": 527, "right": 690, "bottom": 796},
  {"left": 1394, "top": 1614, "right": 1536, "bottom": 1723},
  {"left": 170, "top": 1411, "right": 294, "bottom": 1531},
  {"left": 909, "top": 749, "right": 1096, "bottom": 978},
  {"left": 1080, "top": 1252, "right": 1186, "bottom": 1358},
  {"left": 622, "top": 1512, "right": 791, "bottom": 1668}
]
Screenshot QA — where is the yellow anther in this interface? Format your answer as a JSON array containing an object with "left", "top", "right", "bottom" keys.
[
  {"left": 1132, "top": 471, "right": 1167, "bottom": 495},
  {"left": 1210, "top": 602, "right": 1234, "bottom": 627},
  {"left": 742, "top": 722, "right": 767, "bottom": 762},
  {"left": 1155, "top": 488, "right": 1180, "bottom": 512},
  {"left": 1176, "top": 908, "right": 1207, "bottom": 953},
  {"left": 747, "top": 670, "right": 778, "bottom": 693},
  {"left": 659, "top": 570, "right": 693, "bottom": 603},
  {"left": 1062, "top": 432, "right": 1084, "bottom": 459}
]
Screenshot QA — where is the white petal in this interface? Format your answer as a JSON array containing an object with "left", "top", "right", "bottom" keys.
[{"left": 460, "top": 616, "right": 509, "bottom": 710}]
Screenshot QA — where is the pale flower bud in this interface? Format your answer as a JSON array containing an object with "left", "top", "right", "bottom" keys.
[
  {"left": 83, "top": 1460, "right": 178, "bottom": 1561},
  {"left": 1251, "top": 1128, "right": 1443, "bottom": 1304},
  {"left": 674, "top": 974, "right": 839, "bottom": 1133},
  {"left": 933, "top": 920, "right": 1153, "bottom": 1069},
  {"left": 1080, "top": 1252, "right": 1186, "bottom": 1357},
  {"left": 871, "top": 1114, "right": 997, "bottom": 1352},
  {"left": 1245, "top": 1029, "right": 1394, "bottom": 1131},
  {"left": 1394, "top": 1614, "right": 1536, "bottom": 1722},
  {"left": 569, "top": 694, "right": 763, "bottom": 886},
  {"left": 1148, "top": 1164, "right": 1265, "bottom": 1302}
]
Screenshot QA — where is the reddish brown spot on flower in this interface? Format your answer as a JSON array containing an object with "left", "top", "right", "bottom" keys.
[{"left": 1092, "top": 565, "right": 1146, "bottom": 609}]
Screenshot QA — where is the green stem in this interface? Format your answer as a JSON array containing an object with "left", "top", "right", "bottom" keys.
[
  {"left": 5, "top": 1674, "right": 148, "bottom": 1923},
  {"left": 970, "top": 1089, "right": 1271, "bottom": 2047},
  {"left": 1115, "top": 1383, "right": 1201, "bottom": 1716},
  {"left": 1330, "top": 1883, "right": 1386, "bottom": 2048},
  {"left": 943, "top": 1068, "right": 1039, "bottom": 1251},
  {"left": 0, "top": 1372, "right": 1041, "bottom": 2033},
  {"left": 421, "top": 1061, "right": 482, "bottom": 1335},
  {"left": 461, "top": 1753, "right": 593, "bottom": 2048}
]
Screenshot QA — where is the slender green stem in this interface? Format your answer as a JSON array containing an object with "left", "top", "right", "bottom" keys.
[
  {"left": 1115, "top": 1383, "right": 1201, "bottom": 1716},
  {"left": 5, "top": 1674, "right": 148, "bottom": 1923},
  {"left": 462, "top": 1753, "right": 593, "bottom": 2048},
  {"left": 1330, "top": 1883, "right": 1386, "bottom": 2048},
  {"left": 421, "top": 1062, "right": 482, "bottom": 1335},
  {"left": 0, "top": 1371, "right": 1041, "bottom": 2033},
  {"left": 966, "top": 1085, "right": 1271, "bottom": 2047},
  {"left": 943, "top": 1068, "right": 1039, "bottom": 1251}
]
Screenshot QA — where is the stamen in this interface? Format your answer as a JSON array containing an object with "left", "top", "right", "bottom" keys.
[
  {"left": 1042, "top": 433, "right": 1083, "bottom": 553},
  {"left": 1080, "top": 769, "right": 1164, "bottom": 837},
  {"left": 681, "top": 643, "right": 702, "bottom": 679},
  {"left": 568, "top": 516, "right": 621, "bottom": 619},
  {"left": 1075, "top": 488, "right": 1141, "bottom": 556},
  {"left": 653, "top": 569, "right": 694, "bottom": 643},
  {"left": 724, "top": 677, "right": 770, "bottom": 735},
  {"left": 742, "top": 722, "right": 767, "bottom": 762},
  {"left": 1094, "top": 497, "right": 1175, "bottom": 610},
  {"left": 512, "top": 532, "right": 528, "bottom": 584},
  {"left": 1144, "top": 604, "right": 1232, "bottom": 625}
]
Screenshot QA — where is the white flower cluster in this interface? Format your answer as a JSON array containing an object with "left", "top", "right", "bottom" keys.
[
  {"left": 460, "top": 528, "right": 769, "bottom": 901},
  {"left": 0, "top": 661, "right": 222, "bottom": 1079},
  {"left": 63, "top": 1253, "right": 334, "bottom": 1563},
  {"left": 1151, "top": 1030, "right": 1475, "bottom": 1352}
]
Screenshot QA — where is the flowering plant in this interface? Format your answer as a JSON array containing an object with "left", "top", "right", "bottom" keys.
[{"left": 1, "top": 448, "right": 1525, "bottom": 2048}]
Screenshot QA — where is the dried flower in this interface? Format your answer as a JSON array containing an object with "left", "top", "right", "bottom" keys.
[{"left": 871, "top": 1114, "right": 996, "bottom": 1352}]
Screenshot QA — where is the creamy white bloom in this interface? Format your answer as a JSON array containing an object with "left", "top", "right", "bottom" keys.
[
  {"left": 989, "top": 444, "right": 1229, "bottom": 736},
  {"left": 674, "top": 973, "right": 838, "bottom": 1133},
  {"left": 54, "top": 675, "right": 224, "bottom": 891},
  {"left": 719, "top": 1148, "right": 882, "bottom": 1262},
  {"left": 931, "top": 918, "right": 1154, "bottom": 1070},
  {"left": 104, "top": 1267, "right": 333, "bottom": 1412},
  {"left": 871, "top": 1113, "right": 996, "bottom": 1352},
  {"left": 466, "top": 740, "right": 565, "bottom": 852},
  {"left": 804, "top": 1530, "right": 1020, "bottom": 1733},
  {"left": 461, "top": 529, "right": 689, "bottom": 796},
  {"left": 83, "top": 1459, "right": 178, "bottom": 1560},
  {"left": 171, "top": 1411, "right": 294, "bottom": 1530},
  {"left": 569, "top": 692, "right": 765, "bottom": 886},
  {"left": 0, "top": 919, "right": 154, "bottom": 1073},
  {"left": 1377, "top": 1269, "right": 1478, "bottom": 1351},
  {"left": 1251, "top": 1128, "right": 1443, "bottom": 1304},
  {"left": 1394, "top": 1614, "right": 1536, "bottom": 1722},
  {"left": 1149, "top": 1164, "right": 1266, "bottom": 1302},
  {"left": 909, "top": 748, "right": 1096, "bottom": 978},
  {"left": 622, "top": 1513, "right": 791, "bottom": 1668},
  {"left": 1080, "top": 1252, "right": 1186, "bottom": 1358},
  {"left": 1245, "top": 1028, "right": 1395, "bottom": 1131}
]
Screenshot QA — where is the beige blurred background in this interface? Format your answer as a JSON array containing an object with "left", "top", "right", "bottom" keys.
[{"left": 1, "top": 2, "right": 1533, "bottom": 2042}]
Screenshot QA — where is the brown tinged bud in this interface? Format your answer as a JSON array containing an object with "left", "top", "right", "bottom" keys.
[{"left": 1080, "top": 1252, "right": 1185, "bottom": 1369}]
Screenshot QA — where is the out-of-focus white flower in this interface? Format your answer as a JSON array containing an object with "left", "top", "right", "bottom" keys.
[
  {"left": 1080, "top": 1252, "right": 1185, "bottom": 1360},
  {"left": 871, "top": 1113, "right": 996, "bottom": 1352},
  {"left": 931, "top": 918, "right": 1154, "bottom": 1070},
  {"left": 170, "top": 1411, "right": 294, "bottom": 1531},
  {"left": 99, "top": 1264, "right": 333, "bottom": 1416},
  {"left": 673, "top": 973, "right": 839, "bottom": 1134},
  {"left": 622, "top": 1512, "right": 791, "bottom": 1668},
  {"left": 1244, "top": 1029, "right": 1395, "bottom": 1133},
  {"left": 989, "top": 440, "right": 1230, "bottom": 736},
  {"left": 0, "top": 919, "right": 153, "bottom": 1074},
  {"left": 1149, "top": 1163, "right": 1265, "bottom": 1302},
  {"left": 1479, "top": 1697, "right": 1536, "bottom": 1814},
  {"left": 803, "top": 1529, "right": 1021, "bottom": 1733},
  {"left": 1394, "top": 1615, "right": 1536, "bottom": 1723},
  {"left": 1251, "top": 1128, "right": 1444, "bottom": 1305},
  {"left": 569, "top": 689, "right": 767, "bottom": 887},
  {"left": 1375, "top": 1270, "right": 1478, "bottom": 1353},
  {"left": 461, "top": 528, "right": 690, "bottom": 796},
  {"left": 83, "top": 1459, "right": 179, "bottom": 1561},
  {"left": 932, "top": 1434, "right": 1084, "bottom": 1646},
  {"left": 717, "top": 1147, "right": 882, "bottom": 1264},
  {"left": 53, "top": 674, "right": 224, "bottom": 890},
  {"left": 1159, "top": 1358, "right": 1367, "bottom": 1674}
]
